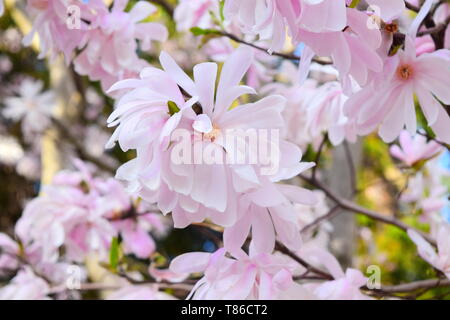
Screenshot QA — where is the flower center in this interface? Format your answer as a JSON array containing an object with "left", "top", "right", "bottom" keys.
[
  {"left": 396, "top": 64, "right": 414, "bottom": 81},
  {"left": 26, "top": 101, "right": 36, "bottom": 109},
  {"left": 384, "top": 22, "right": 398, "bottom": 34},
  {"left": 203, "top": 127, "right": 221, "bottom": 143}
]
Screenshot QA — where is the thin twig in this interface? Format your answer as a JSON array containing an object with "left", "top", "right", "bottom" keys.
[
  {"left": 300, "top": 205, "right": 341, "bottom": 234},
  {"left": 417, "top": 131, "right": 450, "bottom": 150},
  {"left": 312, "top": 134, "right": 328, "bottom": 181},
  {"left": 275, "top": 241, "right": 334, "bottom": 281},
  {"left": 51, "top": 118, "right": 117, "bottom": 173},
  {"left": 373, "top": 278, "right": 450, "bottom": 293},
  {"left": 218, "top": 31, "right": 332, "bottom": 65},
  {"left": 299, "top": 174, "right": 437, "bottom": 246}
]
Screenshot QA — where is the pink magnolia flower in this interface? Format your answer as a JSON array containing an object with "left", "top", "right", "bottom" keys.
[
  {"left": 390, "top": 130, "right": 442, "bottom": 166},
  {"left": 174, "top": 0, "right": 219, "bottom": 32},
  {"left": 415, "top": 35, "right": 436, "bottom": 56},
  {"left": 23, "top": 0, "right": 101, "bottom": 61},
  {"left": 170, "top": 248, "right": 315, "bottom": 300},
  {"left": 345, "top": 1, "right": 450, "bottom": 143},
  {"left": 295, "top": 190, "right": 333, "bottom": 247},
  {"left": 296, "top": 8, "right": 383, "bottom": 88},
  {"left": 401, "top": 158, "right": 449, "bottom": 230},
  {"left": 15, "top": 161, "right": 128, "bottom": 262},
  {"left": 305, "top": 81, "right": 356, "bottom": 146},
  {"left": 263, "top": 62, "right": 356, "bottom": 148},
  {"left": 224, "top": 182, "right": 317, "bottom": 254},
  {"left": 2, "top": 78, "right": 56, "bottom": 138},
  {"left": 408, "top": 225, "right": 450, "bottom": 279},
  {"left": 224, "top": 0, "right": 347, "bottom": 52},
  {"left": 107, "top": 46, "right": 310, "bottom": 230},
  {"left": 0, "top": 233, "right": 19, "bottom": 276},
  {"left": 204, "top": 37, "right": 276, "bottom": 89},
  {"left": 74, "top": 0, "right": 168, "bottom": 91},
  {"left": 301, "top": 247, "right": 371, "bottom": 300},
  {"left": 148, "top": 265, "right": 188, "bottom": 283},
  {"left": 365, "top": 0, "right": 405, "bottom": 21},
  {"left": 261, "top": 61, "right": 323, "bottom": 149},
  {"left": 110, "top": 213, "right": 162, "bottom": 259},
  {"left": 0, "top": 267, "right": 50, "bottom": 300}
]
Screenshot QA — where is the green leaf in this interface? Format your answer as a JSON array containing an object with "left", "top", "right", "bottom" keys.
[
  {"left": 219, "top": 1, "right": 225, "bottom": 21},
  {"left": 109, "top": 237, "right": 120, "bottom": 270},
  {"left": 190, "top": 27, "right": 221, "bottom": 36},
  {"left": 167, "top": 100, "right": 180, "bottom": 116},
  {"left": 349, "top": 0, "right": 360, "bottom": 8}
]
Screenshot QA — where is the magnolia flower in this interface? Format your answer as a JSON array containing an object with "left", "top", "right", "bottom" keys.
[
  {"left": 301, "top": 247, "right": 371, "bottom": 300},
  {"left": 345, "top": 1, "right": 450, "bottom": 143},
  {"left": 224, "top": 0, "right": 347, "bottom": 52},
  {"left": 400, "top": 157, "right": 449, "bottom": 232},
  {"left": 0, "top": 233, "right": 19, "bottom": 276},
  {"left": 297, "top": 8, "right": 383, "bottom": 88},
  {"left": 174, "top": 0, "right": 219, "bottom": 32},
  {"left": 74, "top": 0, "right": 168, "bottom": 91},
  {"left": 437, "top": 4, "right": 450, "bottom": 49},
  {"left": 0, "top": 267, "right": 50, "bottom": 300},
  {"left": 262, "top": 61, "right": 321, "bottom": 149},
  {"left": 23, "top": 0, "right": 101, "bottom": 60},
  {"left": 295, "top": 190, "right": 333, "bottom": 247},
  {"left": 408, "top": 225, "right": 450, "bottom": 279},
  {"left": 224, "top": 182, "right": 317, "bottom": 254},
  {"left": 390, "top": 130, "right": 442, "bottom": 166},
  {"left": 263, "top": 62, "right": 355, "bottom": 148},
  {"left": 3, "top": 79, "right": 56, "bottom": 137},
  {"left": 170, "top": 248, "right": 315, "bottom": 300},
  {"left": 204, "top": 37, "right": 276, "bottom": 89},
  {"left": 365, "top": 0, "right": 405, "bottom": 22},
  {"left": 15, "top": 161, "right": 134, "bottom": 262},
  {"left": 107, "top": 46, "right": 311, "bottom": 230},
  {"left": 111, "top": 213, "right": 163, "bottom": 259},
  {"left": 306, "top": 81, "right": 355, "bottom": 146}
]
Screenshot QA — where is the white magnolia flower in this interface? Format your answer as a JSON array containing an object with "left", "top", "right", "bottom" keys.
[{"left": 3, "top": 79, "right": 56, "bottom": 136}]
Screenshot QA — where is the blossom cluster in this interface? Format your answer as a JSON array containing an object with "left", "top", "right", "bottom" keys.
[
  {"left": 0, "top": 160, "right": 166, "bottom": 299},
  {"left": 22, "top": 0, "right": 168, "bottom": 91},
  {"left": 0, "top": 0, "right": 449, "bottom": 300}
]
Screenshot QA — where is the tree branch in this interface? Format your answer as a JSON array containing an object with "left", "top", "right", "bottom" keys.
[
  {"left": 275, "top": 241, "right": 334, "bottom": 281},
  {"left": 218, "top": 31, "right": 332, "bottom": 65},
  {"left": 374, "top": 278, "right": 450, "bottom": 294},
  {"left": 51, "top": 118, "right": 117, "bottom": 174},
  {"left": 299, "top": 174, "right": 437, "bottom": 246}
]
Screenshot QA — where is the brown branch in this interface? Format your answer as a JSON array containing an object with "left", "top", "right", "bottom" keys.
[
  {"left": 51, "top": 118, "right": 117, "bottom": 174},
  {"left": 299, "top": 174, "right": 437, "bottom": 246},
  {"left": 417, "top": 16, "right": 450, "bottom": 37},
  {"left": 300, "top": 205, "right": 341, "bottom": 234},
  {"left": 275, "top": 241, "right": 334, "bottom": 281},
  {"left": 312, "top": 134, "right": 328, "bottom": 181},
  {"left": 417, "top": 131, "right": 450, "bottom": 151},
  {"left": 49, "top": 280, "right": 193, "bottom": 295},
  {"left": 218, "top": 31, "right": 332, "bottom": 65},
  {"left": 373, "top": 278, "right": 450, "bottom": 294}
]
